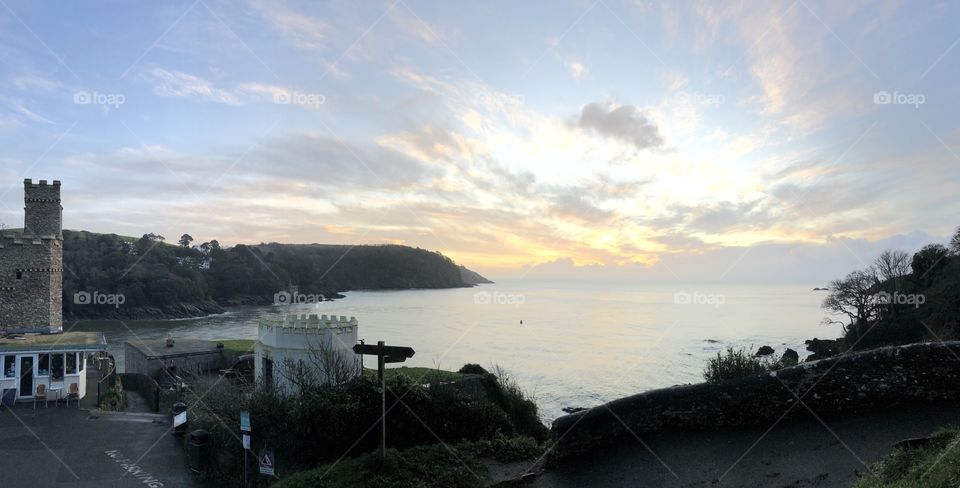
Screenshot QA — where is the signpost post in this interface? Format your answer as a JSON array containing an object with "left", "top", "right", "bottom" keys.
[
  {"left": 240, "top": 410, "right": 251, "bottom": 486},
  {"left": 352, "top": 341, "right": 415, "bottom": 457}
]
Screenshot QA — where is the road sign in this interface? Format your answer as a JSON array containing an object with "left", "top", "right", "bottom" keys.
[
  {"left": 242, "top": 434, "right": 251, "bottom": 450},
  {"left": 258, "top": 448, "right": 275, "bottom": 476},
  {"left": 240, "top": 410, "right": 250, "bottom": 432},
  {"left": 352, "top": 344, "right": 415, "bottom": 359},
  {"left": 351, "top": 341, "right": 416, "bottom": 458}
]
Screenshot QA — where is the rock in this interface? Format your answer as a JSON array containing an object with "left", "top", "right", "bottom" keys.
[
  {"left": 756, "top": 345, "right": 775, "bottom": 357},
  {"left": 781, "top": 349, "right": 799, "bottom": 366},
  {"left": 805, "top": 338, "right": 839, "bottom": 358}
]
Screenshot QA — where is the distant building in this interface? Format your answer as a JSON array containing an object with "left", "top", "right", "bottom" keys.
[
  {"left": 255, "top": 314, "right": 360, "bottom": 393},
  {"left": 0, "top": 179, "right": 107, "bottom": 404},
  {"left": 124, "top": 338, "right": 226, "bottom": 380}
]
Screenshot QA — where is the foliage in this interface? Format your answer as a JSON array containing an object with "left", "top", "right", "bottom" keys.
[
  {"left": 274, "top": 435, "right": 545, "bottom": 488},
  {"left": 363, "top": 366, "right": 474, "bottom": 383},
  {"left": 853, "top": 428, "right": 960, "bottom": 488},
  {"left": 703, "top": 347, "right": 771, "bottom": 384},
  {"left": 818, "top": 239, "right": 960, "bottom": 353},
  {"left": 101, "top": 376, "right": 127, "bottom": 411},
  {"left": 458, "top": 364, "right": 489, "bottom": 375},
  {"left": 187, "top": 364, "right": 546, "bottom": 486},
  {"left": 61, "top": 230, "right": 476, "bottom": 318}
]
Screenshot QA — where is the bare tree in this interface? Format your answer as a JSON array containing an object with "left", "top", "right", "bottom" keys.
[
  {"left": 874, "top": 250, "right": 911, "bottom": 285},
  {"left": 275, "top": 339, "right": 361, "bottom": 396},
  {"left": 821, "top": 267, "right": 880, "bottom": 334}
]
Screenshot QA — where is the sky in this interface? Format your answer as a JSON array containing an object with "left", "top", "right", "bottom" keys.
[{"left": 0, "top": 0, "right": 958, "bottom": 281}]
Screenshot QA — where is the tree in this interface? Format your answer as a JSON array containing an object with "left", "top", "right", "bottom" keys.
[
  {"left": 950, "top": 226, "right": 960, "bottom": 255},
  {"left": 821, "top": 268, "right": 879, "bottom": 334},
  {"left": 179, "top": 234, "right": 193, "bottom": 248},
  {"left": 912, "top": 244, "right": 949, "bottom": 284}
]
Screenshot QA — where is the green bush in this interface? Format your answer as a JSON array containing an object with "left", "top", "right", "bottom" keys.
[
  {"left": 703, "top": 347, "right": 770, "bottom": 384},
  {"left": 853, "top": 427, "right": 960, "bottom": 488},
  {"left": 275, "top": 436, "right": 545, "bottom": 488},
  {"left": 189, "top": 364, "right": 548, "bottom": 485}
]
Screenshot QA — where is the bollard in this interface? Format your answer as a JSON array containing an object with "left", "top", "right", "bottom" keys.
[
  {"left": 188, "top": 429, "right": 209, "bottom": 475},
  {"left": 172, "top": 402, "right": 187, "bottom": 436}
]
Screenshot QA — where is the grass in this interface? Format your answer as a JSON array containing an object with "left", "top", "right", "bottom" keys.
[
  {"left": 274, "top": 436, "right": 544, "bottom": 488},
  {"left": 218, "top": 339, "right": 255, "bottom": 354},
  {"left": 853, "top": 427, "right": 960, "bottom": 488},
  {"left": 362, "top": 366, "right": 474, "bottom": 383}
]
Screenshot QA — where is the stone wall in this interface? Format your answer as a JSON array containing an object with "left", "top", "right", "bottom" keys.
[
  {"left": 0, "top": 179, "right": 63, "bottom": 331},
  {"left": 551, "top": 342, "right": 960, "bottom": 458}
]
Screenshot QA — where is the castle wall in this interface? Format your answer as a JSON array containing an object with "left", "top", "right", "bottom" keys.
[
  {"left": 0, "top": 179, "right": 63, "bottom": 331},
  {"left": 255, "top": 314, "right": 360, "bottom": 393}
]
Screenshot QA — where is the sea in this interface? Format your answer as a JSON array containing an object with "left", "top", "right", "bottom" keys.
[{"left": 74, "top": 280, "right": 839, "bottom": 422}]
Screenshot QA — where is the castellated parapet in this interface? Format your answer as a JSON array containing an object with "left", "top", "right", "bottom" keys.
[
  {"left": 255, "top": 314, "right": 360, "bottom": 393},
  {"left": 0, "top": 179, "right": 64, "bottom": 331}
]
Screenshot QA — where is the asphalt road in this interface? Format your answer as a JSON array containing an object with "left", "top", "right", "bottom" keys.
[
  {"left": 0, "top": 404, "right": 196, "bottom": 487},
  {"left": 536, "top": 403, "right": 960, "bottom": 488}
]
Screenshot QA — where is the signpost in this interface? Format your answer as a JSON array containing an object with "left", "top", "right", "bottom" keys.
[
  {"left": 240, "top": 410, "right": 251, "bottom": 486},
  {"left": 352, "top": 341, "right": 416, "bottom": 457}
]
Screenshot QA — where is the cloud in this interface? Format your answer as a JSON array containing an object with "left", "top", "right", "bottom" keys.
[
  {"left": 145, "top": 68, "right": 242, "bottom": 105},
  {"left": 250, "top": 0, "right": 330, "bottom": 50},
  {"left": 575, "top": 101, "right": 664, "bottom": 150}
]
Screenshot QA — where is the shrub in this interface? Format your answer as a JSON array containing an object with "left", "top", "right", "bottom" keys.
[
  {"left": 457, "top": 364, "right": 488, "bottom": 375},
  {"left": 853, "top": 427, "right": 960, "bottom": 488},
  {"left": 703, "top": 347, "right": 769, "bottom": 384}
]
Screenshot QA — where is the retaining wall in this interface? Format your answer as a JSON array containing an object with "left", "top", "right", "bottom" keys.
[{"left": 551, "top": 342, "right": 960, "bottom": 457}]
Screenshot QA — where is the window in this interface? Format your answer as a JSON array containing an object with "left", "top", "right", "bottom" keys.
[
  {"left": 51, "top": 353, "right": 64, "bottom": 379},
  {"left": 15, "top": 271, "right": 22, "bottom": 280},
  {"left": 2, "top": 356, "right": 13, "bottom": 378},
  {"left": 38, "top": 354, "right": 49, "bottom": 376},
  {"left": 66, "top": 352, "right": 77, "bottom": 375},
  {"left": 79, "top": 353, "right": 85, "bottom": 372}
]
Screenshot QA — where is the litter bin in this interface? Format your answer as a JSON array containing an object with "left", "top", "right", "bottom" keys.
[
  {"left": 188, "top": 429, "right": 209, "bottom": 475},
  {"left": 172, "top": 402, "right": 187, "bottom": 436}
]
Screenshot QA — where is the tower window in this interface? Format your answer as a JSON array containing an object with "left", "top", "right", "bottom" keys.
[{"left": 15, "top": 271, "right": 21, "bottom": 280}]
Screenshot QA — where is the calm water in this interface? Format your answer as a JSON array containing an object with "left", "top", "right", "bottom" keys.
[{"left": 74, "top": 280, "right": 838, "bottom": 421}]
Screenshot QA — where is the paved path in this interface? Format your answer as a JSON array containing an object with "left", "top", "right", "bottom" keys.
[
  {"left": 536, "top": 403, "right": 960, "bottom": 488},
  {"left": 0, "top": 404, "right": 196, "bottom": 487}
]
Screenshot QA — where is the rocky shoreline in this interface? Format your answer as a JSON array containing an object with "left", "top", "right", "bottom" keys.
[{"left": 65, "top": 299, "right": 227, "bottom": 321}]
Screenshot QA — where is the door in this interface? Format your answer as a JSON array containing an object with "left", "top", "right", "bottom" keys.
[{"left": 18, "top": 356, "right": 34, "bottom": 397}]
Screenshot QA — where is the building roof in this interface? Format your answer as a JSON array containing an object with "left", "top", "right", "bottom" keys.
[
  {"left": 125, "top": 338, "right": 222, "bottom": 359},
  {"left": 0, "top": 331, "right": 107, "bottom": 352}
]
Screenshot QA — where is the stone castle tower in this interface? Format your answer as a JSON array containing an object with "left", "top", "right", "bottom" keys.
[{"left": 0, "top": 179, "right": 63, "bottom": 331}]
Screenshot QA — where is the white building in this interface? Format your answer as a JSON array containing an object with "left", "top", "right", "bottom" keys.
[
  {"left": 0, "top": 332, "right": 106, "bottom": 405},
  {"left": 255, "top": 314, "right": 360, "bottom": 393}
]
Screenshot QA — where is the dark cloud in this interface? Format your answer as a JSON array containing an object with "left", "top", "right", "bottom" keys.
[{"left": 575, "top": 101, "right": 663, "bottom": 150}]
